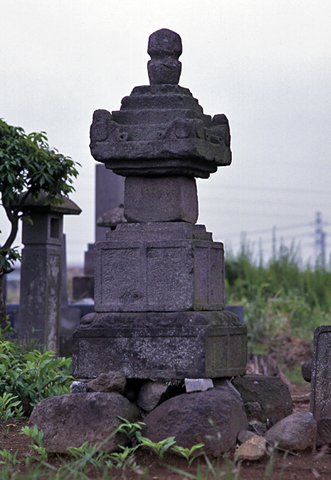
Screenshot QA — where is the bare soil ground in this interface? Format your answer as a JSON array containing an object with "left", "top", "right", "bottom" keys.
[{"left": 1, "top": 384, "right": 330, "bottom": 480}]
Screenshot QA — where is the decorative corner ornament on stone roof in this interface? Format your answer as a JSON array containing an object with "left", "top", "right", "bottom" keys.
[{"left": 90, "top": 28, "right": 231, "bottom": 179}]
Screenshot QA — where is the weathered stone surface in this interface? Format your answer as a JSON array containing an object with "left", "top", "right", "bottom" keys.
[
  {"left": 147, "top": 29, "right": 182, "bottom": 85},
  {"left": 185, "top": 378, "right": 213, "bottom": 393},
  {"left": 70, "top": 381, "right": 87, "bottom": 394},
  {"left": 29, "top": 393, "right": 139, "bottom": 453},
  {"left": 97, "top": 205, "right": 126, "bottom": 228},
  {"left": 301, "top": 358, "right": 312, "bottom": 383},
  {"left": 264, "top": 412, "right": 317, "bottom": 451},
  {"left": 90, "top": 30, "right": 231, "bottom": 179},
  {"left": 87, "top": 372, "right": 126, "bottom": 394},
  {"left": 141, "top": 380, "right": 247, "bottom": 457},
  {"left": 310, "top": 326, "right": 331, "bottom": 420},
  {"left": 237, "top": 430, "right": 258, "bottom": 444},
  {"left": 94, "top": 222, "right": 225, "bottom": 313},
  {"left": 72, "top": 310, "right": 247, "bottom": 380},
  {"left": 137, "top": 381, "right": 168, "bottom": 411},
  {"left": 232, "top": 375, "right": 293, "bottom": 423},
  {"left": 124, "top": 176, "right": 198, "bottom": 223},
  {"left": 95, "top": 164, "right": 124, "bottom": 242},
  {"left": 316, "top": 417, "right": 331, "bottom": 446},
  {"left": 236, "top": 435, "right": 267, "bottom": 461}
]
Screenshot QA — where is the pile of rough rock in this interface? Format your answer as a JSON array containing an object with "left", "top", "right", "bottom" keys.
[{"left": 30, "top": 372, "right": 316, "bottom": 459}]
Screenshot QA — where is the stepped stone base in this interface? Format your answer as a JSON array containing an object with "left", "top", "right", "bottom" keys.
[{"left": 72, "top": 310, "right": 247, "bottom": 380}]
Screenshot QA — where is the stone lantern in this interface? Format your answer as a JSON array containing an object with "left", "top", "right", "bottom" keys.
[
  {"left": 18, "top": 192, "right": 81, "bottom": 351},
  {"left": 73, "top": 29, "right": 247, "bottom": 380}
]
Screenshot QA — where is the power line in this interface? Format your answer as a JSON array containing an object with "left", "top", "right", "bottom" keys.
[
  {"left": 201, "top": 183, "right": 331, "bottom": 195},
  {"left": 220, "top": 222, "right": 312, "bottom": 237}
]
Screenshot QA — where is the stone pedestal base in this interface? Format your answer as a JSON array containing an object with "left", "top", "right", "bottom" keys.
[{"left": 72, "top": 310, "right": 247, "bottom": 380}]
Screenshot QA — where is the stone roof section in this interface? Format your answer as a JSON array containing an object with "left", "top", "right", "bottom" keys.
[{"left": 90, "top": 29, "right": 231, "bottom": 179}]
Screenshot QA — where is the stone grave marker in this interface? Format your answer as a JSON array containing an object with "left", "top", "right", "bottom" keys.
[
  {"left": 310, "top": 325, "right": 331, "bottom": 420},
  {"left": 72, "top": 28, "right": 247, "bottom": 381}
]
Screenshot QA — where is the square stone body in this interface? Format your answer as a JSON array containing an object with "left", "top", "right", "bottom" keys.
[
  {"left": 94, "top": 222, "right": 225, "bottom": 312},
  {"left": 124, "top": 176, "right": 198, "bottom": 223},
  {"left": 73, "top": 222, "right": 247, "bottom": 380}
]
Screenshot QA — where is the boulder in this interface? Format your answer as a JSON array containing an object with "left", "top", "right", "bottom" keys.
[
  {"left": 301, "top": 358, "right": 313, "bottom": 383},
  {"left": 137, "top": 381, "right": 168, "bottom": 411},
  {"left": 70, "top": 381, "right": 87, "bottom": 393},
  {"left": 87, "top": 371, "right": 126, "bottom": 394},
  {"left": 142, "top": 380, "right": 247, "bottom": 457},
  {"left": 264, "top": 411, "right": 316, "bottom": 451},
  {"left": 237, "top": 430, "right": 257, "bottom": 444},
  {"left": 232, "top": 375, "right": 293, "bottom": 423},
  {"left": 29, "top": 393, "right": 139, "bottom": 453},
  {"left": 236, "top": 435, "right": 267, "bottom": 461}
]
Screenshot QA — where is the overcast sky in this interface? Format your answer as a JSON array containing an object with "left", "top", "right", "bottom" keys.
[{"left": 1, "top": 0, "right": 330, "bottom": 266}]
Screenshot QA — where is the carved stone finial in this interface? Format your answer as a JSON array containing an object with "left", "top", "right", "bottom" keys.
[{"left": 147, "top": 28, "right": 182, "bottom": 85}]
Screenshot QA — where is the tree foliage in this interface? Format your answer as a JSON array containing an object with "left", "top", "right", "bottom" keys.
[
  {"left": 0, "top": 118, "right": 79, "bottom": 271},
  {"left": 0, "top": 118, "right": 80, "bottom": 328}
]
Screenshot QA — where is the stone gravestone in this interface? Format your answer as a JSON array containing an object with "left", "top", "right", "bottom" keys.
[
  {"left": 310, "top": 325, "right": 331, "bottom": 445},
  {"left": 72, "top": 165, "right": 124, "bottom": 300},
  {"left": 72, "top": 28, "right": 247, "bottom": 380}
]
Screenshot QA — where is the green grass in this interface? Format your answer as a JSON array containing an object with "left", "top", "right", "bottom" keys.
[{"left": 225, "top": 239, "right": 331, "bottom": 350}]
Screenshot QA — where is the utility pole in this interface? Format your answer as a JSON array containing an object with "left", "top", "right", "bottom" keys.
[{"left": 314, "top": 211, "right": 326, "bottom": 267}]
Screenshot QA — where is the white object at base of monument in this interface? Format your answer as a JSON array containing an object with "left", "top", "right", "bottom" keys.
[{"left": 185, "top": 378, "right": 214, "bottom": 393}]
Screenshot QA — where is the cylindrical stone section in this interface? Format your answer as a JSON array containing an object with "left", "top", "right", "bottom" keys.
[{"left": 124, "top": 176, "right": 198, "bottom": 223}]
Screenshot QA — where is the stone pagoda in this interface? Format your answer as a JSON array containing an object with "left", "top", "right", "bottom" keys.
[{"left": 72, "top": 28, "right": 247, "bottom": 380}]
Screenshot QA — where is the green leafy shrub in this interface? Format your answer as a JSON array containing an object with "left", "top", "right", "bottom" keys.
[
  {"left": 0, "top": 340, "right": 72, "bottom": 414},
  {"left": 0, "top": 393, "right": 23, "bottom": 421}
]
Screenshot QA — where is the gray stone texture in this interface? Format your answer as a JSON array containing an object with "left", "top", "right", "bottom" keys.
[
  {"left": 90, "top": 30, "right": 231, "bottom": 179},
  {"left": 29, "top": 393, "right": 139, "bottom": 453},
  {"left": 70, "top": 381, "right": 87, "bottom": 394},
  {"left": 73, "top": 29, "right": 246, "bottom": 382},
  {"left": 72, "top": 276, "right": 94, "bottom": 301},
  {"left": 301, "top": 358, "right": 312, "bottom": 383},
  {"left": 124, "top": 176, "right": 198, "bottom": 223},
  {"left": 97, "top": 205, "right": 126, "bottom": 229},
  {"left": 264, "top": 412, "right": 317, "bottom": 451},
  {"left": 87, "top": 371, "right": 126, "bottom": 394},
  {"left": 141, "top": 380, "right": 247, "bottom": 457},
  {"left": 137, "top": 381, "right": 168, "bottom": 411},
  {"left": 310, "top": 325, "right": 331, "bottom": 420},
  {"left": 232, "top": 375, "right": 293, "bottom": 423},
  {"left": 237, "top": 430, "right": 258, "bottom": 444},
  {"left": 95, "top": 164, "right": 124, "bottom": 242},
  {"left": 94, "top": 222, "right": 225, "bottom": 313},
  {"left": 316, "top": 417, "right": 331, "bottom": 446},
  {"left": 185, "top": 378, "right": 213, "bottom": 393},
  {"left": 147, "top": 29, "right": 182, "bottom": 85},
  {"left": 236, "top": 435, "right": 267, "bottom": 461},
  {"left": 72, "top": 310, "right": 247, "bottom": 380},
  {"left": 18, "top": 194, "right": 80, "bottom": 351}
]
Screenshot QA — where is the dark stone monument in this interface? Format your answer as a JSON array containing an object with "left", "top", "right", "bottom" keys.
[
  {"left": 72, "top": 165, "right": 125, "bottom": 301},
  {"left": 72, "top": 28, "right": 247, "bottom": 380},
  {"left": 18, "top": 193, "right": 81, "bottom": 351},
  {"left": 310, "top": 325, "right": 331, "bottom": 444}
]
